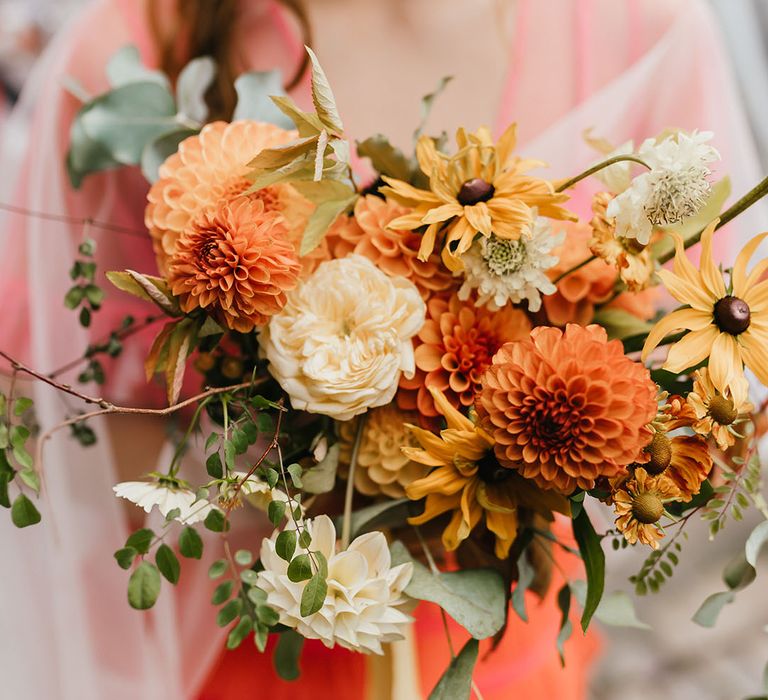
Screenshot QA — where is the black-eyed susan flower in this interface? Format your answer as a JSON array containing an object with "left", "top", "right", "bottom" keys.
[
  {"left": 380, "top": 125, "right": 575, "bottom": 270},
  {"left": 642, "top": 220, "right": 768, "bottom": 392}
]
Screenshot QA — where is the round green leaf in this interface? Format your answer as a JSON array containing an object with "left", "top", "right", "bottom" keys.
[
  {"left": 155, "top": 544, "right": 181, "bottom": 585},
  {"left": 11, "top": 494, "right": 41, "bottom": 528},
  {"left": 128, "top": 562, "right": 161, "bottom": 610},
  {"left": 179, "top": 526, "right": 203, "bottom": 559}
]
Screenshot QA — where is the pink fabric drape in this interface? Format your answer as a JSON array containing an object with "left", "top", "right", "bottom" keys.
[{"left": 0, "top": 0, "right": 763, "bottom": 698}]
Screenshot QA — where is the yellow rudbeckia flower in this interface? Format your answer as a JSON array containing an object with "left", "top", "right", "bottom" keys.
[
  {"left": 642, "top": 220, "right": 768, "bottom": 392},
  {"left": 380, "top": 124, "right": 575, "bottom": 271},
  {"left": 403, "top": 386, "right": 569, "bottom": 559}
]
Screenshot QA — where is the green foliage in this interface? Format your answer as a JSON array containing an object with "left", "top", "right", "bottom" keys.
[
  {"left": 65, "top": 239, "right": 102, "bottom": 330},
  {"left": 155, "top": 544, "right": 181, "bottom": 584},
  {"left": 390, "top": 541, "right": 506, "bottom": 640},
  {"left": 204, "top": 509, "right": 228, "bottom": 533},
  {"left": 179, "top": 526, "right": 203, "bottom": 559},
  {"left": 345, "top": 498, "right": 413, "bottom": 540},
  {"left": 572, "top": 509, "right": 605, "bottom": 631},
  {"left": 427, "top": 638, "right": 478, "bottom": 700},
  {"left": 232, "top": 70, "right": 293, "bottom": 128},
  {"left": 570, "top": 580, "right": 650, "bottom": 630},
  {"left": 268, "top": 499, "right": 286, "bottom": 527},
  {"left": 287, "top": 554, "right": 313, "bottom": 583},
  {"left": 226, "top": 616, "right": 253, "bottom": 650},
  {"left": 128, "top": 562, "right": 161, "bottom": 610},
  {"left": 114, "top": 547, "right": 137, "bottom": 570},
  {"left": 274, "top": 630, "right": 304, "bottom": 681},
  {"left": 275, "top": 530, "right": 297, "bottom": 562},
  {"left": 217, "top": 599, "right": 243, "bottom": 627},
  {"left": 704, "top": 455, "right": 766, "bottom": 538},
  {"left": 212, "top": 581, "right": 234, "bottom": 605},
  {"left": 209, "top": 559, "right": 228, "bottom": 579},
  {"left": 11, "top": 494, "right": 41, "bottom": 528},
  {"left": 300, "top": 572, "right": 328, "bottom": 617},
  {"left": 235, "top": 549, "right": 253, "bottom": 567},
  {"left": 125, "top": 528, "right": 155, "bottom": 555},
  {"left": 630, "top": 538, "right": 683, "bottom": 595},
  {"left": 555, "top": 584, "right": 572, "bottom": 665}
]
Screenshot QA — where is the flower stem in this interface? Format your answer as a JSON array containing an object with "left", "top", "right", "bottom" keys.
[
  {"left": 555, "top": 155, "right": 650, "bottom": 193},
  {"left": 552, "top": 254, "right": 596, "bottom": 284},
  {"left": 657, "top": 173, "right": 768, "bottom": 265},
  {"left": 340, "top": 415, "right": 366, "bottom": 549}
]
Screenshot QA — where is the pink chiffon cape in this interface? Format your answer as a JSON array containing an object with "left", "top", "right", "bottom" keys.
[{"left": 0, "top": 0, "right": 763, "bottom": 698}]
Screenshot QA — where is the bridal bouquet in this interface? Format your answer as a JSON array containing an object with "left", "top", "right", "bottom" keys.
[{"left": 4, "top": 46, "right": 768, "bottom": 695}]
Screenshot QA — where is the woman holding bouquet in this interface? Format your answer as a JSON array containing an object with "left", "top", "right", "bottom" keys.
[{"left": 0, "top": 0, "right": 761, "bottom": 698}]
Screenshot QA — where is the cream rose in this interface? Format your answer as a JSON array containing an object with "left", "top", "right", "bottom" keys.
[{"left": 260, "top": 255, "right": 425, "bottom": 420}]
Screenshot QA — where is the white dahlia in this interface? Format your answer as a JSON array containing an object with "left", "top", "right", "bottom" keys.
[
  {"left": 113, "top": 479, "right": 216, "bottom": 524},
  {"left": 260, "top": 255, "right": 426, "bottom": 421},
  {"left": 257, "top": 515, "right": 414, "bottom": 654},
  {"left": 607, "top": 130, "right": 720, "bottom": 244},
  {"left": 458, "top": 215, "right": 564, "bottom": 312}
]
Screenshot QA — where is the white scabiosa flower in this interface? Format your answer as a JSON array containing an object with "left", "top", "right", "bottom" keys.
[
  {"left": 607, "top": 131, "right": 720, "bottom": 245},
  {"left": 257, "top": 515, "right": 414, "bottom": 654},
  {"left": 113, "top": 479, "right": 216, "bottom": 524},
  {"left": 260, "top": 255, "right": 426, "bottom": 421},
  {"left": 458, "top": 216, "right": 564, "bottom": 312}
]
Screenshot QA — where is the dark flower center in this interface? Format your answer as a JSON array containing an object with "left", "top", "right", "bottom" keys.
[
  {"left": 457, "top": 178, "right": 495, "bottom": 206},
  {"left": 709, "top": 395, "right": 738, "bottom": 425},
  {"left": 643, "top": 432, "right": 672, "bottom": 475},
  {"left": 714, "top": 296, "right": 751, "bottom": 335},
  {"left": 476, "top": 452, "right": 513, "bottom": 484},
  {"left": 632, "top": 492, "right": 664, "bottom": 524}
]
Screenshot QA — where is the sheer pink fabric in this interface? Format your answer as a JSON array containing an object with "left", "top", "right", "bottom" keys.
[{"left": 0, "top": 0, "right": 762, "bottom": 698}]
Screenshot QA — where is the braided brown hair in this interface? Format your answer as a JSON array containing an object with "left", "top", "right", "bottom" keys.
[{"left": 148, "top": 0, "right": 312, "bottom": 121}]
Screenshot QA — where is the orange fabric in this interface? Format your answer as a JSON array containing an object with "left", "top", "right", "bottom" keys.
[{"left": 198, "top": 521, "right": 600, "bottom": 699}]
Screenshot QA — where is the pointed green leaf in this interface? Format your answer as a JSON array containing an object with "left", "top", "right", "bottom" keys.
[
  {"left": 300, "top": 572, "right": 327, "bottom": 617},
  {"left": 287, "top": 553, "right": 313, "bottom": 583},
  {"left": 572, "top": 509, "right": 605, "bottom": 632},
  {"left": 274, "top": 630, "right": 304, "bottom": 681},
  {"left": 305, "top": 47, "right": 343, "bottom": 133},
  {"left": 276, "top": 530, "right": 297, "bottom": 562},
  {"left": 155, "top": 544, "right": 181, "bottom": 584},
  {"left": 427, "top": 638, "right": 478, "bottom": 700}
]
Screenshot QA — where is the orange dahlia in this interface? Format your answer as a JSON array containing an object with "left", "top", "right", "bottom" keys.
[
  {"left": 478, "top": 324, "right": 658, "bottom": 494},
  {"left": 326, "top": 195, "right": 455, "bottom": 300},
  {"left": 397, "top": 293, "right": 531, "bottom": 426},
  {"left": 145, "top": 120, "right": 314, "bottom": 274},
  {"left": 167, "top": 197, "right": 301, "bottom": 332},
  {"left": 545, "top": 221, "right": 657, "bottom": 325}
]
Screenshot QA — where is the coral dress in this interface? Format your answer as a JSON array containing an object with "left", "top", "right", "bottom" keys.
[{"left": 0, "top": 0, "right": 761, "bottom": 698}]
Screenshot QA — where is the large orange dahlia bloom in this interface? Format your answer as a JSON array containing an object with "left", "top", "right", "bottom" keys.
[
  {"left": 145, "top": 120, "right": 312, "bottom": 274},
  {"left": 167, "top": 197, "right": 301, "bottom": 332},
  {"left": 326, "top": 195, "right": 455, "bottom": 300},
  {"left": 478, "top": 324, "right": 658, "bottom": 494},
  {"left": 397, "top": 293, "right": 531, "bottom": 426}
]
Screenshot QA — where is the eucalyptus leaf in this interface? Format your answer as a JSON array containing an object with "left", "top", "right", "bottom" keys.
[
  {"left": 570, "top": 581, "right": 650, "bottom": 630},
  {"left": 233, "top": 70, "right": 294, "bottom": 128},
  {"left": 427, "top": 638, "right": 478, "bottom": 700},
  {"left": 745, "top": 521, "right": 768, "bottom": 569},
  {"left": 594, "top": 308, "right": 654, "bottom": 342},
  {"left": 66, "top": 113, "right": 121, "bottom": 189},
  {"left": 555, "top": 584, "right": 573, "bottom": 665},
  {"left": 176, "top": 56, "right": 216, "bottom": 124},
  {"left": 346, "top": 498, "right": 413, "bottom": 539},
  {"left": 692, "top": 590, "right": 735, "bottom": 628},
  {"left": 106, "top": 45, "right": 169, "bottom": 89},
  {"left": 301, "top": 443, "right": 340, "bottom": 495},
  {"left": 390, "top": 541, "right": 505, "bottom": 640},
  {"left": 80, "top": 81, "right": 178, "bottom": 165},
  {"left": 511, "top": 550, "right": 535, "bottom": 622},
  {"left": 141, "top": 128, "right": 197, "bottom": 183}
]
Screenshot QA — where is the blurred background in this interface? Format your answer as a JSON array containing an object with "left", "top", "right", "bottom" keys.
[{"left": 1, "top": 1, "right": 766, "bottom": 698}]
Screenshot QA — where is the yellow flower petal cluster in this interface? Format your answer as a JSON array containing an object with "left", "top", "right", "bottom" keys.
[
  {"left": 688, "top": 368, "right": 753, "bottom": 450},
  {"left": 613, "top": 467, "right": 680, "bottom": 549},
  {"left": 404, "top": 386, "right": 569, "bottom": 559},
  {"left": 642, "top": 220, "right": 768, "bottom": 392},
  {"left": 380, "top": 125, "right": 575, "bottom": 270}
]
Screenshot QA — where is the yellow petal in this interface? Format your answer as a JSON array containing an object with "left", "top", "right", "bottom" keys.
[
  {"left": 415, "top": 135, "right": 440, "bottom": 178},
  {"left": 408, "top": 492, "right": 460, "bottom": 525},
  {"left": 406, "top": 466, "right": 468, "bottom": 498},
  {"left": 668, "top": 230, "right": 704, "bottom": 289},
  {"left": 700, "top": 221, "right": 726, "bottom": 299},
  {"left": 732, "top": 231, "right": 768, "bottom": 297},
  {"left": 417, "top": 222, "right": 440, "bottom": 261},
  {"left": 429, "top": 386, "right": 473, "bottom": 431},
  {"left": 463, "top": 202, "right": 493, "bottom": 236},
  {"left": 422, "top": 202, "right": 463, "bottom": 225},
  {"left": 495, "top": 123, "right": 518, "bottom": 169},
  {"left": 739, "top": 330, "right": 768, "bottom": 386},
  {"left": 664, "top": 325, "right": 720, "bottom": 372},
  {"left": 745, "top": 279, "right": 768, "bottom": 313},
  {"left": 642, "top": 308, "right": 714, "bottom": 361},
  {"left": 657, "top": 268, "right": 715, "bottom": 311},
  {"left": 708, "top": 332, "right": 743, "bottom": 392}
]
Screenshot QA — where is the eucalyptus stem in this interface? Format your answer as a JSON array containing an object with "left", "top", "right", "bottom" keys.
[
  {"left": 555, "top": 154, "right": 650, "bottom": 193},
  {"left": 340, "top": 415, "right": 366, "bottom": 549}
]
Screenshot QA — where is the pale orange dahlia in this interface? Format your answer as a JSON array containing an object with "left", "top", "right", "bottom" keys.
[
  {"left": 397, "top": 293, "right": 531, "bottom": 426},
  {"left": 545, "top": 221, "right": 656, "bottom": 325},
  {"left": 145, "top": 120, "right": 314, "bottom": 274},
  {"left": 478, "top": 324, "right": 658, "bottom": 494},
  {"left": 167, "top": 197, "right": 301, "bottom": 332},
  {"left": 326, "top": 195, "right": 455, "bottom": 300}
]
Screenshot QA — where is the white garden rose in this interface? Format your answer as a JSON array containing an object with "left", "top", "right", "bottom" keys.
[{"left": 260, "top": 255, "right": 425, "bottom": 420}]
